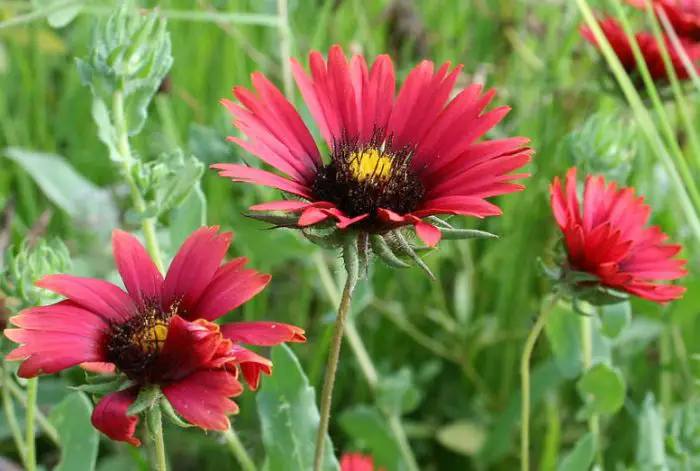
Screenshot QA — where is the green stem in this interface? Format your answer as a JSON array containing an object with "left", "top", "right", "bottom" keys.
[
  {"left": 223, "top": 428, "right": 257, "bottom": 471},
  {"left": 3, "top": 371, "right": 60, "bottom": 445},
  {"left": 24, "top": 377, "right": 38, "bottom": 471},
  {"left": 520, "top": 293, "right": 562, "bottom": 471},
  {"left": 660, "top": 326, "right": 673, "bottom": 415},
  {"left": 580, "top": 314, "right": 604, "bottom": 469},
  {"left": 312, "top": 271, "right": 355, "bottom": 471},
  {"left": 111, "top": 91, "right": 166, "bottom": 274},
  {"left": 312, "top": 254, "right": 420, "bottom": 471},
  {"left": 150, "top": 407, "right": 168, "bottom": 471},
  {"left": 2, "top": 359, "right": 25, "bottom": 463},
  {"left": 276, "top": 0, "right": 294, "bottom": 101}
]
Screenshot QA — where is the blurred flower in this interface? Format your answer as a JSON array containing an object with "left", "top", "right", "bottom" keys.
[
  {"left": 627, "top": 0, "right": 700, "bottom": 40},
  {"left": 212, "top": 44, "right": 531, "bottom": 257},
  {"left": 580, "top": 17, "right": 700, "bottom": 83},
  {"left": 549, "top": 167, "right": 687, "bottom": 304},
  {"left": 4, "top": 227, "right": 305, "bottom": 445},
  {"left": 340, "top": 453, "right": 385, "bottom": 471}
]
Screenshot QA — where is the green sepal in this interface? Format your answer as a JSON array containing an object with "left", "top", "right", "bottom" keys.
[
  {"left": 370, "top": 235, "right": 410, "bottom": 269},
  {"left": 392, "top": 231, "right": 435, "bottom": 280},
  {"left": 126, "top": 386, "right": 161, "bottom": 416},
  {"left": 301, "top": 228, "right": 345, "bottom": 249},
  {"left": 245, "top": 212, "right": 300, "bottom": 227},
  {"left": 439, "top": 228, "right": 498, "bottom": 240},
  {"left": 342, "top": 234, "right": 360, "bottom": 290},
  {"left": 159, "top": 397, "right": 192, "bottom": 428},
  {"left": 427, "top": 216, "right": 454, "bottom": 229},
  {"left": 146, "top": 399, "right": 163, "bottom": 434},
  {"left": 72, "top": 377, "right": 135, "bottom": 395},
  {"left": 537, "top": 257, "right": 562, "bottom": 282}
]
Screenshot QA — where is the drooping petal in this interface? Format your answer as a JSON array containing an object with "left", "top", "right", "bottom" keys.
[
  {"left": 161, "top": 227, "right": 232, "bottom": 313},
  {"left": 220, "top": 322, "right": 306, "bottom": 346},
  {"left": 80, "top": 362, "right": 116, "bottom": 374},
  {"left": 231, "top": 345, "right": 273, "bottom": 391},
  {"left": 154, "top": 316, "right": 236, "bottom": 381},
  {"left": 91, "top": 388, "right": 141, "bottom": 446},
  {"left": 112, "top": 230, "right": 164, "bottom": 309},
  {"left": 162, "top": 369, "right": 242, "bottom": 430}
]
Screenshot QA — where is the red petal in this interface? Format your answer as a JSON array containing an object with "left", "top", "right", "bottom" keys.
[
  {"left": 91, "top": 388, "right": 141, "bottom": 446},
  {"left": 153, "top": 316, "right": 235, "bottom": 382},
  {"left": 231, "top": 345, "right": 273, "bottom": 390},
  {"left": 414, "top": 221, "right": 442, "bottom": 248},
  {"left": 80, "top": 362, "right": 116, "bottom": 374},
  {"left": 221, "top": 322, "right": 306, "bottom": 346},
  {"left": 211, "top": 163, "right": 313, "bottom": 200},
  {"left": 162, "top": 369, "right": 242, "bottom": 430},
  {"left": 161, "top": 226, "right": 232, "bottom": 313},
  {"left": 112, "top": 230, "right": 164, "bottom": 309},
  {"left": 35, "top": 275, "right": 134, "bottom": 323},
  {"left": 340, "top": 453, "right": 381, "bottom": 471}
]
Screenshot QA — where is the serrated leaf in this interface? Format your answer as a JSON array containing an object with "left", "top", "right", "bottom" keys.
[
  {"left": 436, "top": 420, "right": 487, "bottom": 456},
  {"left": 556, "top": 432, "right": 595, "bottom": 471},
  {"left": 3, "top": 147, "right": 118, "bottom": 236},
  {"left": 339, "top": 405, "right": 404, "bottom": 471},
  {"left": 49, "top": 392, "right": 99, "bottom": 471},
  {"left": 256, "top": 345, "right": 340, "bottom": 471},
  {"left": 577, "top": 363, "right": 626, "bottom": 417},
  {"left": 600, "top": 301, "right": 631, "bottom": 339}
]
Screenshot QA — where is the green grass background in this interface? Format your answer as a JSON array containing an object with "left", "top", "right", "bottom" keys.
[{"left": 0, "top": 0, "right": 699, "bottom": 470}]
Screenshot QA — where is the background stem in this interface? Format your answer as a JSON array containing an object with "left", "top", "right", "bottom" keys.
[
  {"left": 2, "top": 358, "right": 25, "bottom": 463},
  {"left": 223, "top": 428, "right": 257, "bottom": 471},
  {"left": 580, "top": 314, "right": 604, "bottom": 469},
  {"left": 23, "top": 377, "right": 37, "bottom": 471}
]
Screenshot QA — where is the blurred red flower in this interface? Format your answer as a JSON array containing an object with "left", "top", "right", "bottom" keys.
[
  {"left": 4, "top": 227, "right": 305, "bottom": 445},
  {"left": 340, "top": 453, "right": 385, "bottom": 471},
  {"left": 213, "top": 44, "right": 532, "bottom": 248},
  {"left": 580, "top": 17, "right": 700, "bottom": 82},
  {"left": 550, "top": 168, "right": 687, "bottom": 303},
  {"left": 627, "top": 0, "right": 700, "bottom": 39}
]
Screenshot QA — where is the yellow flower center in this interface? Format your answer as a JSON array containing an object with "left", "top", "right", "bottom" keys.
[
  {"left": 348, "top": 148, "right": 393, "bottom": 182},
  {"left": 131, "top": 319, "right": 169, "bottom": 354}
]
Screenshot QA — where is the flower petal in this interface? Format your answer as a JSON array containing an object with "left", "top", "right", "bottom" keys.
[
  {"left": 220, "top": 322, "right": 306, "bottom": 346},
  {"left": 161, "top": 226, "right": 232, "bottom": 313},
  {"left": 231, "top": 345, "right": 273, "bottom": 391},
  {"left": 112, "top": 230, "right": 164, "bottom": 309},
  {"left": 35, "top": 275, "right": 134, "bottom": 323},
  {"left": 162, "top": 369, "right": 242, "bottom": 430},
  {"left": 91, "top": 388, "right": 141, "bottom": 446}
]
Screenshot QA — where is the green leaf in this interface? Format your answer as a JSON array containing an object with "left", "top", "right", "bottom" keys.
[
  {"left": 187, "top": 123, "right": 231, "bottom": 164},
  {"left": 636, "top": 394, "right": 668, "bottom": 469},
  {"left": 436, "top": 420, "right": 487, "bottom": 457},
  {"left": 169, "top": 183, "right": 207, "bottom": 249},
  {"left": 32, "top": 0, "right": 82, "bottom": 28},
  {"left": 376, "top": 367, "right": 421, "bottom": 416},
  {"left": 556, "top": 433, "right": 596, "bottom": 471},
  {"left": 545, "top": 299, "right": 584, "bottom": 379},
  {"left": 339, "top": 405, "right": 404, "bottom": 471},
  {"left": 256, "top": 345, "right": 340, "bottom": 471},
  {"left": 124, "top": 80, "right": 160, "bottom": 136},
  {"left": 90, "top": 99, "right": 122, "bottom": 163},
  {"left": 600, "top": 301, "right": 632, "bottom": 339},
  {"left": 577, "top": 363, "right": 626, "bottom": 417},
  {"left": 3, "top": 147, "right": 118, "bottom": 236},
  {"left": 49, "top": 392, "right": 99, "bottom": 471}
]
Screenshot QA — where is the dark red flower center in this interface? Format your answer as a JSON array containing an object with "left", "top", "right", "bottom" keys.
[
  {"left": 312, "top": 135, "right": 425, "bottom": 230},
  {"left": 106, "top": 300, "right": 176, "bottom": 382}
]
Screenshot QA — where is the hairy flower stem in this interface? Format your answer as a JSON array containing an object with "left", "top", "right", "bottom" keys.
[
  {"left": 581, "top": 314, "right": 604, "bottom": 469},
  {"left": 150, "top": 407, "right": 168, "bottom": 471},
  {"left": 520, "top": 293, "right": 562, "bottom": 471},
  {"left": 223, "top": 428, "right": 257, "bottom": 471},
  {"left": 313, "top": 244, "right": 357, "bottom": 471},
  {"left": 24, "top": 377, "right": 38, "bottom": 471},
  {"left": 112, "top": 90, "right": 166, "bottom": 274}
]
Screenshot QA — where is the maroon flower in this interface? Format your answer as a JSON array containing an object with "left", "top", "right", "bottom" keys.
[
  {"left": 550, "top": 168, "right": 687, "bottom": 303},
  {"left": 580, "top": 17, "right": 700, "bottom": 82},
  {"left": 627, "top": 0, "right": 700, "bottom": 40},
  {"left": 4, "top": 227, "right": 305, "bottom": 445},
  {"left": 340, "top": 453, "right": 385, "bottom": 471},
  {"left": 212, "top": 45, "right": 531, "bottom": 248}
]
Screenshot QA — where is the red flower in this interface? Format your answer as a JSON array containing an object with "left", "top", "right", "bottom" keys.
[
  {"left": 580, "top": 17, "right": 700, "bottom": 82},
  {"left": 340, "top": 453, "right": 385, "bottom": 471},
  {"left": 212, "top": 45, "right": 532, "bottom": 248},
  {"left": 627, "top": 0, "right": 700, "bottom": 40},
  {"left": 550, "top": 168, "right": 687, "bottom": 303},
  {"left": 4, "top": 227, "right": 305, "bottom": 445}
]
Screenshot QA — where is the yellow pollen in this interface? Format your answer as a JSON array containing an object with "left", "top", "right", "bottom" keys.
[
  {"left": 131, "top": 320, "right": 169, "bottom": 354},
  {"left": 348, "top": 148, "right": 393, "bottom": 182}
]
